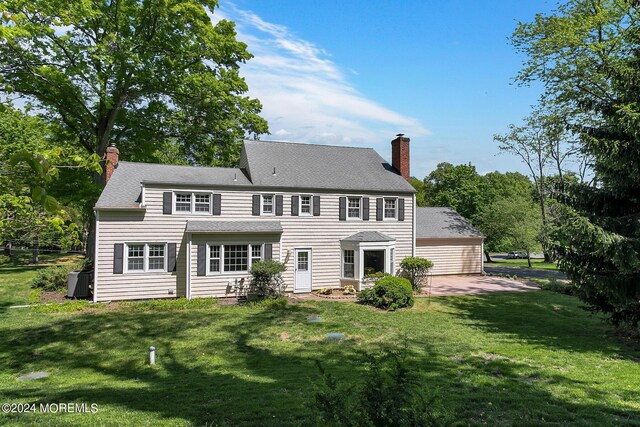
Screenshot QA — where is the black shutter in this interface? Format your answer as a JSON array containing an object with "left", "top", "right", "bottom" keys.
[
  {"left": 197, "top": 244, "right": 206, "bottom": 276},
  {"left": 212, "top": 194, "right": 221, "bottom": 216},
  {"left": 339, "top": 197, "right": 346, "bottom": 221},
  {"left": 163, "top": 192, "right": 172, "bottom": 214},
  {"left": 276, "top": 195, "right": 283, "bottom": 216},
  {"left": 313, "top": 196, "right": 320, "bottom": 216},
  {"left": 376, "top": 198, "right": 383, "bottom": 221},
  {"left": 291, "top": 196, "right": 299, "bottom": 216},
  {"left": 167, "top": 243, "right": 177, "bottom": 272},
  {"left": 113, "top": 243, "right": 124, "bottom": 274},
  {"left": 252, "top": 195, "right": 260, "bottom": 216},
  {"left": 398, "top": 198, "right": 405, "bottom": 221},
  {"left": 264, "top": 243, "right": 273, "bottom": 260},
  {"left": 362, "top": 197, "right": 370, "bottom": 221}
]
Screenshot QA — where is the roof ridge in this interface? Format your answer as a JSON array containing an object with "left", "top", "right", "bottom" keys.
[
  {"left": 243, "top": 139, "right": 375, "bottom": 150},
  {"left": 117, "top": 161, "right": 243, "bottom": 171}
]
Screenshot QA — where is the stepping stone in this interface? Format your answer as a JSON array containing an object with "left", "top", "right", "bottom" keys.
[
  {"left": 325, "top": 332, "right": 345, "bottom": 340},
  {"left": 17, "top": 371, "right": 49, "bottom": 381},
  {"left": 307, "top": 317, "right": 324, "bottom": 323}
]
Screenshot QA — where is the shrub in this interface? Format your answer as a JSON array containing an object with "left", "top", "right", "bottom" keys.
[
  {"left": 316, "top": 287, "right": 333, "bottom": 295},
  {"left": 400, "top": 257, "right": 433, "bottom": 292},
  {"left": 311, "top": 341, "right": 442, "bottom": 426},
  {"left": 540, "top": 279, "right": 575, "bottom": 296},
  {"left": 342, "top": 285, "right": 356, "bottom": 295},
  {"left": 31, "top": 263, "right": 81, "bottom": 291},
  {"left": 249, "top": 259, "right": 287, "bottom": 298},
  {"left": 357, "top": 276, "right": 414, "bottom": 311}
]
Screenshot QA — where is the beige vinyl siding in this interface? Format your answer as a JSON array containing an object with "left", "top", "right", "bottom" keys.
[
  {"left": 190, "top": 234, "right": 281, "bottom": 298},
  {"left": 96, "top": 184, "right": 414, "bottom": 300},
  {"left": 96, "top": 209, "right": 188, "bottom": 301},
  {"left": 415, "top": 238, "right": 483, "bottom": 275}
]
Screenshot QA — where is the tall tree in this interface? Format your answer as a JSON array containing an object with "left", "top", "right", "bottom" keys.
[
  {"left": 494, "top": 110, "right": 562, "bottom": 261},
  {"left": 513, "top": 0, "right": 640, "bottom": 326},
  {"left": 0, "top": 0, "right": 268, "bottom": 170},
  {"left": 477, "top": 196, "right": 542, "bottom": 267},
  {"left": 423, "top": 162, "right": 489, "bottom": 222}
]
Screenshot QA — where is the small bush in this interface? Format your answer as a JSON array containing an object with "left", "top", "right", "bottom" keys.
[
  {"left": 311, "top": 340, "right": 442, "bottom": 426},
  {"left": 316, "top": 287, "right": 333, "bottom": 295},
  {"left": 31, "top": 263, "right": 81, "bottom": 291},
  {"left": 342, "top": 285, "right": 356, "bottom": 295},
  {"left": 400, "top": 257, "right": 433, "bottom": 292},
  {"left": 540, "top": 279, "right": 574, "bottom": 295},
  {"left": 249, "top": 259, "right": 287, "bottom": 298},
  {"left": 513, "top": 275, "right": 518, "bottom": 280},
  {"left": 357, "top": 276, "right": 414, "bottom": 311}
]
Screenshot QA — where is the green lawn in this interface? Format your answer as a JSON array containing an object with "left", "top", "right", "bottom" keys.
[
  {"left": 0, "top": 264, "right": 639, "bottom": 426},
  {"left": 490, "top": 257, "right": 559, "bottom": 270}
]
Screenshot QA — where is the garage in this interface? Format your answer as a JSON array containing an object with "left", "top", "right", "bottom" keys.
[{"left": 415, "top": 207, "right": 484, "bottom": 275}]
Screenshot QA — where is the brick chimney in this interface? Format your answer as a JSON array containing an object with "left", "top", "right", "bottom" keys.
[
  {"left": 105, "top": 144, "right": 119, "bottom": 183},
  {"left": 391, "top": 134, "right": 410, "bottom": 182}
]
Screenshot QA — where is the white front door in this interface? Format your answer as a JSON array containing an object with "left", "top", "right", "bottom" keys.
[{"left": 294, "top": 248, "right": 312, "bottom": 292}]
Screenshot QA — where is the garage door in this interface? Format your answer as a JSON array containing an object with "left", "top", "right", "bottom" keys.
[{"left": 415, "top": 238, "right": 483, "bottom": 275}]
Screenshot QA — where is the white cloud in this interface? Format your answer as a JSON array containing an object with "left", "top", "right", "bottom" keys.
[{"left": 210, "top": 5, "right": 429, "bottom": 152}]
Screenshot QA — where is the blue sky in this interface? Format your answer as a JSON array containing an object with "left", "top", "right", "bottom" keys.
[{"left": 213, "top": 1, "right": 556, "bottom": 178}]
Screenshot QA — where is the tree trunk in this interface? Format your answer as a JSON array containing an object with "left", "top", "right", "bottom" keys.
[
  {"left": 484, "top": 250, "right": 493, "bottom": 263},
  {"left": 527, "top": 253, "right": 532, "bottom": 268},
  {"left": 31, "top": 236, "right": 39, "bottom": 264},
  {"left": 3, "top": 240, "right": 10, "bottom": 257}
]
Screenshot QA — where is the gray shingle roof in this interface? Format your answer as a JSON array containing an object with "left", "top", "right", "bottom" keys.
[
  {"left": 416, "top": 207, "right": 483, "bottom": 239},
  {"left": 342, "top": 231, "right": 395, "bottom": 242},
  {"left": 186, "top": 220, "right": 283, "bottom": 233},
  {"left": 242, "top": 140, "right": 415, "bottom": 193},
  {"left": 95, "top": 140, "right": 415, "bottom": 209},
  {"left": 95, "top": 162, "right": 251, "bottom": 208}
]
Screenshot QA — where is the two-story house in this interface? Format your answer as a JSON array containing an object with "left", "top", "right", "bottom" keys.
[{"left": 93, "top": 135, "right": 483, "bottom": 302}]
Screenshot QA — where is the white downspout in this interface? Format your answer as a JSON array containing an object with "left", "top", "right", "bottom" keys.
[
  {"left": 186, "top": 232, "right": 191, "bottom": 299},
  {"left": 412, "top": 194, "right": 416, "bottom": 257},
  {"left": 93, "top": 209, "right": 100, "bottom": 303}
]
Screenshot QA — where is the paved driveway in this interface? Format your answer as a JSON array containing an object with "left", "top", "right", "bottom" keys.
[
  {"left": 483, "top": 266, "right": 566, "bottom": 281},
  {"left": 425, "top": 275, "right": 539, "bottom": 296}
]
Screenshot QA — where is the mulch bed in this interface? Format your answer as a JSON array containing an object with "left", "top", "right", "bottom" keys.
[{"left": 313, "top": 289, "right": 357, "bottom": 300}]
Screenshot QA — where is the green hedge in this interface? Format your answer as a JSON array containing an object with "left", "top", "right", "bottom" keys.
[{"left": 357, "top": 276, "right": 414, "bottom": 311}]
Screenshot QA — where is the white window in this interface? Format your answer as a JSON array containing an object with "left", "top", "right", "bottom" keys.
[
  {"left": 174, "top": 192, "right": 212, "bottom": 214},
  {"left": 148, "top": 244, "right": 166, "bottom": 271},
  {"left": 194, "top": 194, "right": 211, "bottom": 213},
  {"left": 251, "top": 245, "right": 262, "bottom": 265},
  {"left": 175, "top": 193, "right": 192, "bottom": 212},
  {"left": 384, "top": 198, "right": 397, "bottom": 219},
  {"left": 209, "top": 245, "right": 221, "bottom": 273},
  {"left": 127, "top": 244, "right": 145, "bottom": 271},
  {"left": 262, "top": 194, "right": 274, "bottom": 214},
  {"left": 225, "top": 245, "right": 248, "bottom": 272},
  {"left": 343, "top": 249, "right": 355, "bottom": 278},
  {"left": 207, "top": 243, "right": 265, "bottom": 274},
  {"left": 125, "top": 243, "right": 167, "bottom": 273},
  {"left": 300, "top": 195, "right": 312, "bottom": 215},
  {"left": 347, "top": 197, "right": 361, "bottom": 219}
]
